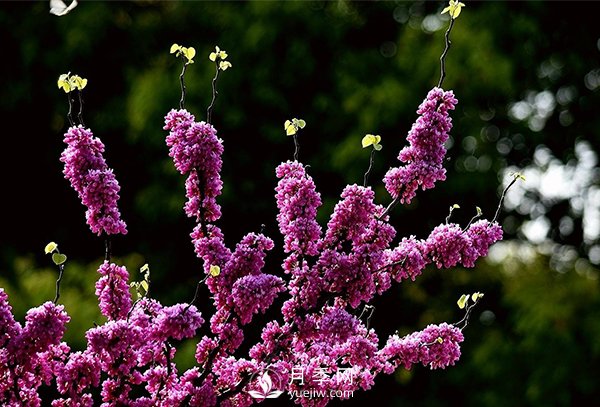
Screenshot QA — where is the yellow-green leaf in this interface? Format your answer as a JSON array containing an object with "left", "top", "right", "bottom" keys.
[
  {"left": 452, "top": 204, "right": 460, "bottom": 209},
  {"left": 436, "top": 337, "right": 443, "bottom": 344},
  {"left": 219, "top": 61, "right": 232, "bottom": 71},
  {"left": 441, "top": 0, "right": 465, "bottom": 19},
  {"left": 52, "top": 253, "right": 67, "bottom": 266},
  {"left": 471, "top": 292, "right": 484, "bottom": 302},
  {"left": 476, "top": 206, "right": 482, "bottom": 216},
  {"left": 209, "top": 52, "right": 217, "bottom": 62},
  {"left": 284, "top": 120, "right": 292, "bottom": 130},
  {"left": 170, "top": 44, "right": 180, "bottom": 54},
  {"left": 69, "top": 75, "right": 88, "bottom": 91},
  {"left": 374, "top": 143, "right": 383, "bottom": 151},
  {"left": 185, "top": 47, "right": 196, "bottom": 61},
  {"left": 286, "top": 126, "right": 297, "bottom": 136},
  {"left": 140, "top": 280, "right": 149, "bottom": 292},
  {"left": 362, "top": 134, "right": 380, "bottom": 148},
  {"left": 297, "top": 119, "right": 306, "bottom": 129},
  {"left": 210, "top": 265, "right": 221, "bottom": 277},
  {"left": 457, "top": 294, "right": 469, "bottom": 309},
  {"left": 57, "top": 73, "right": 72, "bottom": 93},
  {"left": 45, "top": 242, "right": 58, "bottom": 254}
]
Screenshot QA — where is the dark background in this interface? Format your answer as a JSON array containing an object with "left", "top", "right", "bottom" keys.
[{"left": 1, "top": 1, "right": 599, "bottom": 406}]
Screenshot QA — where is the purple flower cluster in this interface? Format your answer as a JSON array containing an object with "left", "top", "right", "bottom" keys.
[
  {"left": 232, "top": 274, "right": 286, "bottom": 325},
  {"left": 1, "top": 292, "right": 70, "bottom": 406},
  {"left": 275, "top": 161, "right": 323, "bottom": 257},
  {"left": 379, "top": 323, "right": 464, "bottom": 372},
  {"left": 61, "top": 125, "right": 127, "bottom": 236},
  {"left": 164, "top": 109, "right": 224, "bottom": 223},
  {"left": 384, "top": 87, "right": 457, "bottom": 204},
  {"left": 95, "top": 261, "right": 132, "bottom": 320}
]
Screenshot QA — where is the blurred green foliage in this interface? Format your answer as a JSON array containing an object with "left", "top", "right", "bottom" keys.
[{"left": 1, "top": 1, "right": 599, "bottom": 405}]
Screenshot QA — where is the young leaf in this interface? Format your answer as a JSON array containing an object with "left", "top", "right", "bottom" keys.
[
  {"left": 457, "top": 294, "right": 469, "bottom": 309},
  {"left": 219, "top": 61, "right": 232, "bottom": 71},
  {"left": 210, "top": 265, "right": 221, "bottom": 277},
  {"left": 52, "top": 253, "right": 67, "bottom": 266},
  {"left": 45, "top": 242, "right": 58, "bottom": 254}
]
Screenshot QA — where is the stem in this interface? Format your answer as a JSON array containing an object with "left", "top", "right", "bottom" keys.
[
  {"left": 165, "top": 341, "right": 172, "bottom": 376},
  {"left": 198, "top": 313, "right": 234, "bottom": 385},
  {"left": 206, "top": 62, "right": 220, "bottom": 124},
  {"left": 438, "top": 17, "right": 455, "bottom": 88},
  {"left": 359, "top": 305, "right": 375, "bottom": 331},
  {"left": 53, "top": 264, "right": 65, "bottom": 304},
  {"left": 196, "top": 168, "right": 209, "bottom": 237},
  {"left": 363, "top": 149, "right": 376, "bottom": 187},
  {"left": 127, "top": 298, "right": 141, "bottom": 321},
  {"left": 77, "top": 90, "right": 85, "bottom": 127},
  {"left": 493, "top": 175, "right": 519, "bottom": 223},
  {"left": 374, "top": 257, "right": 406, "bottom": 274},
  {"left": 378, "top": 196, "right": 399, "bottom": 220},
  {"left": 183, "top": 280, "right": 203, "bottom": 314},
  {"left": 66, "top": 93, "right": 74, "bottom": 126},
  {"left": 453, "top": 299, "right": 480, "bottom": 331},
  {"left": 104, "top": 237, "right": 112, "bottom": 262},
  {"left": 463, "top": 213, "right": 482, "bottom": 232},
  {"left": 10, "top": 365, "right": 22, "bottom": 403},
  {"left": 179, "top": 55, "right": 188, "bottom": 110},
  {"left": 293, "top": 134, "right": 300, "bottom": 162}
]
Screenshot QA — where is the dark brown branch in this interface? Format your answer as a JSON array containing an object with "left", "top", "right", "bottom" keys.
[
  {"left": 438, "top": 17, "right": 455, "bottom": 88},
  {"left": 206, "top": 63, "right": 220, "bottom": 124},
  {"left": 104, "top": 237, "right": 112, "bottom": 262},
  {"left": 453, "top": 298, "right": 481, "bottom": 331},
  {"left": 493, "top": 175, "right": 520, "bottom": 223},
  {"left": 77, "top": 90, "right": 85, "bottom": 127},
  {"left": 66, "top": 93, "right": 74, "bottom": 126},
  {"left": 53, "top": 264, "right": 65, "bottom": 304},
  {"left": 363, "top": 148, "right": 376, "bottom": 187},
  {"left": 179, "top": 55, "right": 188, "bottom": 110}
]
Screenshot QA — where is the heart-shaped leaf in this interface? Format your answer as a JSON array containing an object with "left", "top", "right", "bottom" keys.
[{"left": 52, "top": 253, "right": 67, "bottom": 266}]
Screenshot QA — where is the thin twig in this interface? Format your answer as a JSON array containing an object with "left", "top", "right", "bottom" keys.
[
  {"left": 179, "top": 55, "right": 188, "bottom": 110},
  {"left": 453, "top": 299, "right": 481, "bottom": 331},
  {"left": 196, "top": 168, "right": 209, "bottom": 237},
  {"left": 104, "top": 237, "right": 112, "bottom": 262},
  {"left": 463, "top": 213, "right": 482, "bottom": 232},
  {"left": 378, "top": 195, "right": 399, "bottom": 220},
  {"left": 363, "top": 149, "right": 376, "bottom": 187},
  {"left": 183, "top": 279, "right": 204, "bottom": 314},
  {"left": 53, "top": 264, "right": 65, "bottom": 304},
  {"left": 438, "top": 17, "right": 455, "bottom": 88},
  {"left": 493, "top": 175, "right": 519, "bottom": 223},
  {"left": 206, "top": 62, "right": 220, "bottom": 124},
  {"left": 360, "top": 305, "right": 375, "bottom": 331},
  {"left": 77, "top": 90, "right": 85, "bottom": 127},
  {"left": 66, "top": 93, "right": 74, "bottom": 126},
  {"left": 293, "top": 134, "right": 300, "bottom": 162},
  {"left": 445, "top": 206, "right": 456, "bottom": 224},
  {"left": 165, "top": 341, "right": 172, "bottom": 376},
  {"left": 197, "top": 313, "right": 234, "bottom": 384}
]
